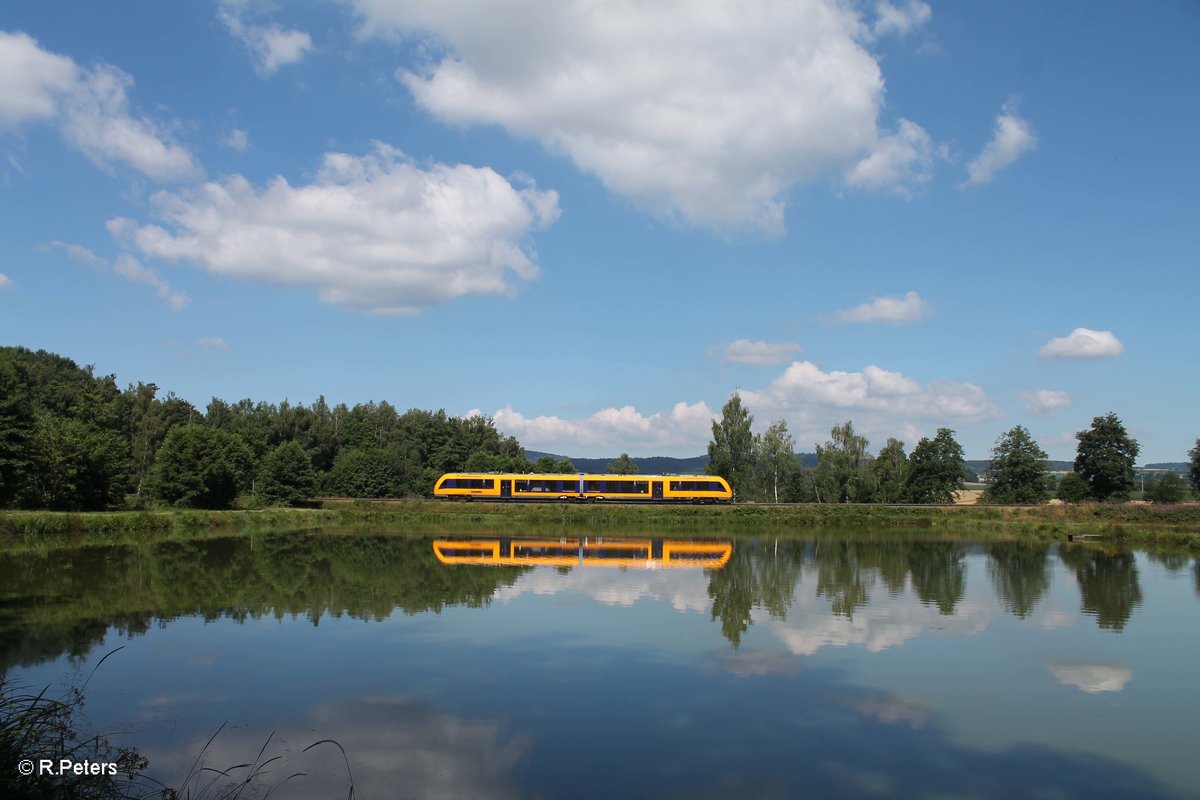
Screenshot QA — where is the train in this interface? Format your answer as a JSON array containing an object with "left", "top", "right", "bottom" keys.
[
  {"left": 433, "top": 472, "right": 733, "bottom": 503},
  {"left": 432, "top": 538, "right": 733, "bottom": 569}
]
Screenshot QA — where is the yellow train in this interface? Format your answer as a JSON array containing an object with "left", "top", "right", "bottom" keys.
[
  {"left": 432, "top": 538, "right": 733, "bottom": 569},
  {"left": 433, "top": 472, "right": 733, "bottom": 503}
]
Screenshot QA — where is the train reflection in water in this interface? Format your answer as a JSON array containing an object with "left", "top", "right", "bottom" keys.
[{"left": 432, "top": 538, "right": 733, "bottom": 570}]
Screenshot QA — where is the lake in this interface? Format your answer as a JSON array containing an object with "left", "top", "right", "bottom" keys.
[{"left": 2, "top": 529, "right": 1198, "bottom": 799}]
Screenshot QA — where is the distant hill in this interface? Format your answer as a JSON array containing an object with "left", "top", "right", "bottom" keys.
[
  {"left": 1144, "top": 462, "right": 1190, "bottom": 475},
  {"left": 966, "top": 459, "right": 1074, "bottom": 476}
]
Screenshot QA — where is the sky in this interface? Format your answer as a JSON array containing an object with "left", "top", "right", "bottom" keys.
[{"left": 1, "top": 1, "right": 1197, "bottom": 462}]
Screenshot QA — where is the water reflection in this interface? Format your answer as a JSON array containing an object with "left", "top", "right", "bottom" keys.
[
  {"left": 1047, "top": 662, "right": 1134, "bottom": 693},
  {"left": 0, "top": 533, "right": 1172, "bottom": 671},
  {"left": 1058, "top": 546, "right": 1143, "bottom": 632}
]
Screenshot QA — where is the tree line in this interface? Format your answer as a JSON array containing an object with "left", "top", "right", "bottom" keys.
[
  {"left": 0, "top": 347, "right": 574, "bottom": 510},
  {"left": 704, "top": 392, "right": 1200, "bottom": 505}
]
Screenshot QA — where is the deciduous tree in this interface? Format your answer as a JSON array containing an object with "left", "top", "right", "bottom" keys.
[
  {"left": 871, "top": 438, "right": 908, "bottom": 504},
  {"left": 607, "top": 453, "right": 639, "bottom": 475},
  {"left": 707, "top": 393, "right": 755, "bottom": 497},
  {"left": 1143, "top": 472, "right": 1186, "bottom": 504},
  {"left": 755, "top": 420, "right": 795, "bottom": 503},
  {"left": 1074, "top": 412, "right": 1139, "bottom": 501},
  {"left": 257, "top": 441, "right": 318, "bottom": 506},
  {"left": 1189, "top": 438, "right": 1200, "bottom": 496},
  {"left": 905, "top": 428, "right": 965, "bottom": 504},
  {"left": 1055, "top": 472, "right": 1091, "bottom": 502},
  {"left": 981, "top": 425, "right": 1050, "bottom": 504},
  {"left": 146, "top": 424, "right": 254, "bottom": 509}
]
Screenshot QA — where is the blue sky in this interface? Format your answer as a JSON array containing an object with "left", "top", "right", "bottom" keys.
[{"left": 1, "top": 1, "right": 1196, "bottom": 461}]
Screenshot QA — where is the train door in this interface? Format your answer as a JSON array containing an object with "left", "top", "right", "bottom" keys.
[
  {"left": 652, "top": 481, "right": 663, "bottom": 500},
  {"left": 500, "top": 480, "right": 512, "bottom": 499}
]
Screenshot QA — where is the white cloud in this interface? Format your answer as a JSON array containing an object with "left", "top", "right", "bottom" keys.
[
  {"left": 44, "top": 240, "right": 188, "bottom": 310},
  {"left": 486, "top": 401, "right": 717, "bottom": 458},
  {"left": 1019, "top": 389, "right": 1073, "bottom": 417},
  {"left": 742, "top": 360, "right": 1000, "bottom": 449},
  {"left": 963, "top": 104, "right": 1036, "bottom": 186},
  {"left": 486, "top": 357, "right": 997, "bottom": 457},
  {"left": 1038, "top": 328, "right": 1124, "bottom": 359},
  {"left": 222, "top": 128, "right": 249, "bottom": 151},
  {"left": 107, "top": 143, "right": 559, "bottom": 314},
  {"left": 0, "top": 30, "right": 76, "bottom": 128},
  {"left": 198, "top": 337, "right": 229, "bottom": 351},
  {"left": 351, "top": 0, "right": 896, "bottom": 234},
  {"left": 832, "top": 290, "right": 930, "bottom": 325},
  {"left": 871, "top": 1, "right": 932, "bottom": 39},
  {"left": 844, "top": 119, "right": 943, "bottom": 198},
  {"left": 497, "top": 568, "right": 712, "bottom": 614},
  {"left": 1047, "top": 662, "right": 1132, "bottom": 694},
  {"left": 0, "top": 30, "right": 197, "bottom": 180},
  {"left": 713, "top": 339, "right": 801, "bottom": 366},
  {"left": 44, "top": 240, "right": 107, "bottom": 267},
  {"left": 0, "top": 273, "right": 13, "bottom": 290},
  {"left": 113, "top": 254, "right": 189, "bottom": 311},
  {"left": 217, "top": 7, "right": 313, "bottom": 75}
]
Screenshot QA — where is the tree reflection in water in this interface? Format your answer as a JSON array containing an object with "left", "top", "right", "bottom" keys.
[
  {"left": 985, "top": 541, "right": 1052, "bottom": 619},
  {"left": 1058, "top": 546, "right": 1143, "bottom": 632}
]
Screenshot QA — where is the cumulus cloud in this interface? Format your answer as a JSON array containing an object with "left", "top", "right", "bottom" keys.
[
  {"left": 0, "top": 273, "right": 13, "bottom": 290},
  {"left": 113, "top": 254, "right": 189, "bottom": 311},
  {"left": 1047, "top": 662, "right": 1132, "bottom": 694},
  {"left": 0, "top": 30, "right": 196, "bottom": 180},
  {"left": 871, "top": 1, "right": 932, "bottom": 39},
  {"left": 1038, "top": 328, "right": 1124, "bottom": 359},
  {"left": 0, "top": 30, "right": 76, "bottom": 128},
  {"left": 1019, "top": 389, "right": 1073, "bottom": 417},
  {"left": 486, "top": 357, "right": 997, "bottom": 457},
  {"left": 107, "top": 142, "right": 560, "bottom": 314},
  {"left": 712, "top": 339, "right": 802, "bottom": 366},
  {"left": 484, "top": 401, "right": 717, "bottom": 458},
  {"left": 963, "top": 103, "right": 1036, "bottom": 186},
  {"left": 349, "top": 0, "right": 899, "bottom": 233},
  {"left": 741, "top": 360, "right": 1000, "bottom": 449},
  {"left": 198, "top": 337, "right": 229, "bottom": 351},
  {"left": 222, "top": 128, "right": 249, "bottom": 151},
  {"left": 218, "top": 6, "right": 314, "bottom": 75},
  {"left": 844, "top": 119, "right": 943, "bottom": 198},
  {"left": 497, "top": 568, "right": 712, "bottom": 614},
  {"left": 43, "top": 240, "right": 188, "bottom": 310},
  {"left": 831, "top": 290, "right": 930, "bottom": 325}
]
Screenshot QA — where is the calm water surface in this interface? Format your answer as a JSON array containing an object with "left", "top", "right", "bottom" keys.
[{"left": 2, "top": 530, "right": 1198, "bottom": 799}]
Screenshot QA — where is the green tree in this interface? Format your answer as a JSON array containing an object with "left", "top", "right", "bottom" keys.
[
  {"left": 27, "top": 415, "right": 129, "bottom": 510},
  {"left": 813, "top": 421, "right": 872, "bottom": 503},
  {"left": 872, "top": 438, "right": 908, "bottom": 504},
  {"left": 981, "top": 425, "right": 1050, "bottom": 504},
  {"left": 707, "top": 393, "right": 755, "bottom": 497},
  {"left": 1074, "top": 412, "right": 1139, "bottom": 501},
  {"left": 145, "top": 424, "right": 254, "bottom": 509},
  {"left": 755, "top": 420, "right": 795, "bottom": 503},
  {"left": 1143, "top": 472, "right": 1187, "bottom": 504},
  {"left": 985, "top": 542, "right": 1051, "bottom": 618},
  {"left": 606, "top": 453, "right": 639, "bottom": 475},
  {"left": 1189, "top": 438, "right": 1200, "bottom": 496},
  {"left": 1055, "top": 471, "right": 1091, "bottom": 502},
  {"left": 257, "top": 441, "right": 318, "bottom": 506},
  {"left": 0, "top": 355, "right": 35, "bottom": 506},
  {"left": 905, "top": 428, "right": 965, "bottom": 504}
]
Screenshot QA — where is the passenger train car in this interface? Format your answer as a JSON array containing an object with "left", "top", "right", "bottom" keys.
[
  {"left": 432, "top": 538, "right": 733, "bottom": 569},
  {"left": 433, "top": 472, "right": 733, "bottom": 503}
]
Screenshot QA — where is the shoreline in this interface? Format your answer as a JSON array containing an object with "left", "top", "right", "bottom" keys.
[{"left": 2, "top": 499, "right": 1198, "bottom": 548}]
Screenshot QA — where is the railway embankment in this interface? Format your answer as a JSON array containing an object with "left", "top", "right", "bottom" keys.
[{"left": 1, "top": 500, "right": 1199, "bottom": 547}]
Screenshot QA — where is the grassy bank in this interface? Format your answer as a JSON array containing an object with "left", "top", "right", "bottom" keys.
[{"left": 2, "top": 500, "right": 1199, "bottom": 547}]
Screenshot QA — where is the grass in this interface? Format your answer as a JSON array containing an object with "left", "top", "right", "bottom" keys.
[{"left": 2, "top": 499, "right": 1199, "bottom": 548}]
